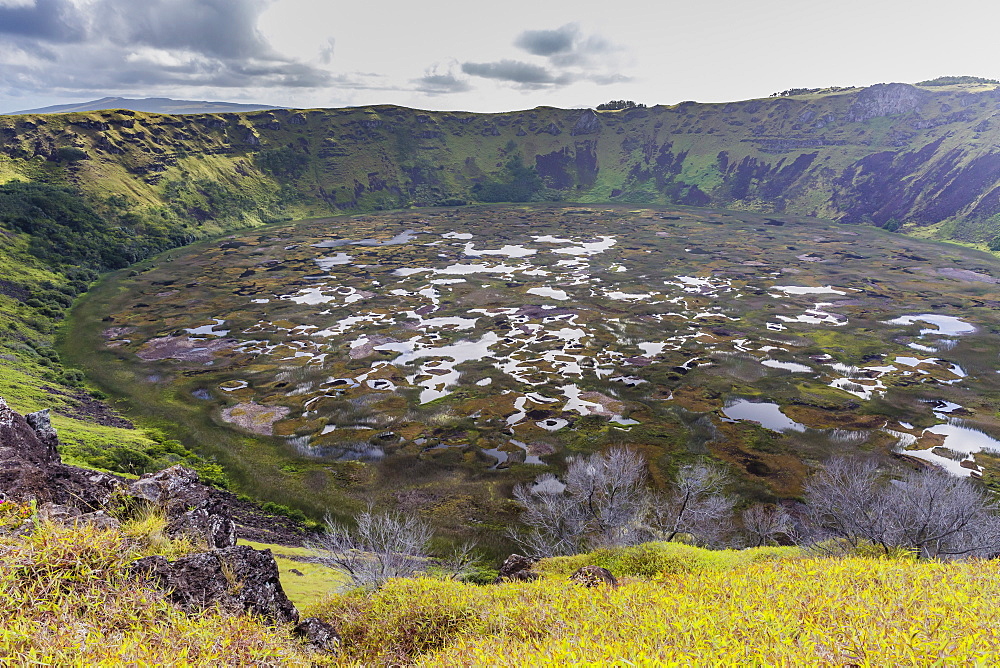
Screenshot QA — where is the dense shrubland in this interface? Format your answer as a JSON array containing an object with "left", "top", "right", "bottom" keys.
[
  {"left": 0, "top": 182, "right": 184, "bottom": 271},
  {"left": 470, "top": 154, "right": 546, "bottom": 202},
  {"left": 917, "top": 75, "right": 1000, "bottom": 86}
]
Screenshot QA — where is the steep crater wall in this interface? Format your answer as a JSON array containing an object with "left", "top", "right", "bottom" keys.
[{"left": 2, "top": 82, "right": 1000, "bottom": 245}]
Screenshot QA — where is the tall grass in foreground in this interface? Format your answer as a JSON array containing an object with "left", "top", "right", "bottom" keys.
[
  {"left": 309, "top": 542, "right": 1000, "bottom": 666},
  {"left": 0, "top": 506, "right": 328, "bottom": 666}
]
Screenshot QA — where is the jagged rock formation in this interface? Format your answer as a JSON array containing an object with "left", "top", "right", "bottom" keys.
[
  {"left": 495, "top": 554, "right": 539, "bottom": 583},
  {"left": 131, "top": 546, "right": 298, "bottom": 624},
  {"left": 0, "top": 397, "right": 119, "bottom": 509},
  {"left": 0, "top": 396, "right": 336, "bottom": 643},
  {"left": 293, "top": 617, "right": 341, "bottom": 653}
]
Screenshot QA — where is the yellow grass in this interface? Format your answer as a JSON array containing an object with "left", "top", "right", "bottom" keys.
[
  {"left": 309, "top": 543, "right": 1000, "bottom": 666},
  {"left": 0, "top": 504, "right": 330, "bottom": 666}
]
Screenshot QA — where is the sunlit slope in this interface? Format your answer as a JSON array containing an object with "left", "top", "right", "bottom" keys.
[
  {"left": 3, "top": 82, "right": 1000, "bottom": 244},
  {"left": 309, "top": 542, "right": 1000, "bottom": 665}
]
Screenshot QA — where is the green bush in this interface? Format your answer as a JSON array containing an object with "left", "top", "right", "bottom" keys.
[
  {"left": 256, "top": 146, "right": 308, "bottom": 179},
  {"left": 54, "top": 146, "right": 89, "bottom": 162},
  {"left": 0, "top": 182, "right": 174, "bottom": 271},
  {"left": 472, "top": 156, "right": 543, "bottom": 203},
  {"left": 537, "top": 541, "right": 799, "bottom": 579},
  {"left": 917, "top": 75, "right": 999, "bottom": 86}
]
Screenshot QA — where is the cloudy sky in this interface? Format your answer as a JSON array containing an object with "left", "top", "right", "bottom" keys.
[{"left": 0, "top": 0, "right": 996, "bottom": 113}]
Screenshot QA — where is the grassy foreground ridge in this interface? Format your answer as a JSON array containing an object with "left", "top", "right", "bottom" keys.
[
  {"left": 4, "top": 502, "right": 995, "bottom": 666},
  {"left": 320, "top": 554, "right": 995, "bottom": 665}
]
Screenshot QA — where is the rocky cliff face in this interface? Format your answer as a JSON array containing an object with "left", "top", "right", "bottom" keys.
[{"left": 2, "top": 82, "right": 1000, "bottom": 242}]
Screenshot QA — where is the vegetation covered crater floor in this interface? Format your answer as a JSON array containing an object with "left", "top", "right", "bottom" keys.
[{"left": 64, "top": 203, "right": 1000, "bottom": 540}]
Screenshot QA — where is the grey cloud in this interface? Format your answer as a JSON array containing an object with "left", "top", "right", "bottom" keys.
[
  {"left": 512, "top": 23, "right": 626, "bottom": 75},
  {"left": 320, "top": 37, "right": 335, "bottom": 65},
  {"left": 413, "top": 73, "right": 472, "bottom": 95},
  {"left": 588, "top": 72, "right": 634, "bottom": 85},
  {"left": 95, "top": 0, "right": 275, "bottom": 60},
  {"left": 412, "top": 61, "right": 472, "bottom": 94},
  {"left": 0, "top": 0, "right": 85, "bottom": 42},
  {"left": 462, "top": 59, "right": 570, "bottom": 86},
  {"left": 514, "top": 24, "right": 577, "bottom": 57},
  {"left": 0, "top": 0, "right": 335, "bottom": 96}
]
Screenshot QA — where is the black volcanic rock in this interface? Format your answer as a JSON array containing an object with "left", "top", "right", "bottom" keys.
[
  {"left": 131, "top": 545, "right": 299, "bottom": 624},
  {"left": 495, "top": 553, "right": 539, "bottom": 583},
  {"left": 0, "top": 397, "right": 119, "bottom": 510}
]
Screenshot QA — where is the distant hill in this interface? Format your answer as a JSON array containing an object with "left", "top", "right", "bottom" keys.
[{"left": 4, "top": 96, "right": 282, "bottom": 116}]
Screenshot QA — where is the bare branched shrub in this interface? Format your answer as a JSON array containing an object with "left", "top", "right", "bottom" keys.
[
  {"left": 307, "top": 507, "right": 433, "bottom": 589},
  {"left": 511, "top": 450, "right": 739, "bottom": 556},
  {"left": 509, "top": 486, "right": 588, "bottom": 557},
  {"left": 742, "top": 503, "right": 792, "bottom": 547},
  {"left": 887, "top": 468, "right": 1000, "bottom": 559},
  {"left": 435, "top": 542, "right": 480, "bottom": 581},
  {"left": 646, "top": 462, "right": 735, "bottom": 547},
  {"left": 511, "top": 447, "right": 648, "bottom": 557},
  {"left": 805, "top": 457, "right": 1000, "bottom": 559},
  {"left": 803, "top": 457, "right": 891, "bottom": 553},
  {"left": 565, "top": 446, "right": 650, "bottom": 548}
]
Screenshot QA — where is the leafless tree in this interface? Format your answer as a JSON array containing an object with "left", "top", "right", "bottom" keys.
[
  {"left": 646, "top": 461, "right": 735, "bottom": 546},
  {"left": 511, "top": 447, "right": 649, "bottom": 557},
  {"left": 742, "top": 503, "right": 793, "bottom": 547},
  {"left": 887, "top": 468, "right": 1000, "bottom": 559},
  {"left": 803, "top": 457, "right": 892, "bottom": 553},
  {"left": 804, "top": 457, "right": 1000, "bottom": 559},
  {"left": 510, "top": 484, "right": 589, "bottom": 557},
  {"left": 307, "top": 506, "right": 433, "bottom": 589},
  {"left": 565, "top": 446, "right": 649, "bottom": 547}
]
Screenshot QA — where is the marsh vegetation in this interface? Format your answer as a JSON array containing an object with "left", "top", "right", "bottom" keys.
[{"left": 63, "top": 203, "right": 1000, "bottom": 546}]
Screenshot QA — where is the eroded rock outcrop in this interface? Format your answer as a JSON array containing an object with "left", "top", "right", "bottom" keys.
[
  {"left": 0, "top": 398, "right": 337, "bottom": 650},
  {"left": 571, "top": 109, "right": 601, "bottom": 135},
  {"left": 0, "top": 397, "right": 119, "bottom": 510},
  {"left": 128, "top": 465, "right": 237, "bottom": 548},
  {"left": 846, "top": 83, "right": 928, "bottom": 123},
  {"left": 294, "top": 617, "right": 341, "bottom": 653},
  {"left": 131, "top": 545, "right": 299, "bottom": 624},
  {"left": 495, "top": 553, "right": 539, "bottom": 583}
]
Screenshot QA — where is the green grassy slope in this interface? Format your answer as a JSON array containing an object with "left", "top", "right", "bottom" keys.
[
  {"left": 0, "top": 195, "right": 227, "bottom": 482},
  {"left": 2, "top": 81, "right": 1000, "bottom": 248}
]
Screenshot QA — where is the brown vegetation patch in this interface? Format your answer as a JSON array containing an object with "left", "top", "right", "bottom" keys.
[
  {"left": 102, "top": 326, "right": 136, "bottom": 339},
  {"left": 907, "top": 431, "right": 947, "bottom": 452},
  {"left": 136, "top": 336, "right": 239, "bottom": 362},
  {"left": 782, "top": 405, "right": 884, "bottom": 430},
  {"left": 937, "top": 267, "right": 999, "bottom": 283},
  {"left": 349, "top": 335, "right": 397, "bottom": 359},
  {"left": 671, "top": 386, "right": 722, "bottom": 413},
  {"left": 712, "top": 441, "right": 807, "bottom": 497},
  {"left": 220, "top": 402, "right": 290, "bottom": 435},
  {"left": 579, "top": 391, "right": 625, "bottom": 417}
]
